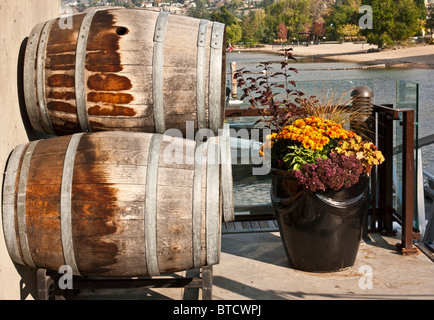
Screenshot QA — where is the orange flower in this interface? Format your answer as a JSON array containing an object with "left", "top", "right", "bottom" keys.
[{"left": 269, "top": 116, "right": 355, "bottom": 151}]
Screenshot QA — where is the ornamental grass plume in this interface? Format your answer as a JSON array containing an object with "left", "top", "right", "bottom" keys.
[{"left": 296, "top": 86, "right": 375, "bottom": 142}]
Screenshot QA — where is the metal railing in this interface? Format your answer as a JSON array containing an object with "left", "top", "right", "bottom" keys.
[{"left": 374, "top": 105, "right": 419, "bottom": 254}]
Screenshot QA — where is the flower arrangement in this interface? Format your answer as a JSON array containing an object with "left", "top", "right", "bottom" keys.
[
  {"left": 234, "top": 52, "right": 386, "bottom": 273},
  {"left": 261, "top": 116, "right": 385, "bottom": 192},
  {"left": 234, "top": 52, "right": 385, "bottom": 193}
]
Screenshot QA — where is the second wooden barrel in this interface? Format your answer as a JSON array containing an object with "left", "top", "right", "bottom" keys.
[
  {"left": 2, "top": 131, "right": 231, "bottom": 277},
  {"left": 24, "top": 8, "right": 226, "bottom": 136}
]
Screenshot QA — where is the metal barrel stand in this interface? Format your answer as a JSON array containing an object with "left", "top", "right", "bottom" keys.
[{"left": 36, "top": 266, "right": 213, "bottom": 300}]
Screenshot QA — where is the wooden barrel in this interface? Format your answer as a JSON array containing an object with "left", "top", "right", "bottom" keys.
[
  {"left": 2, "top": 131, "right": 232, "bottom": 277},
  {"left": 23, "top": 8, "right": 226, "bottom": 136}
]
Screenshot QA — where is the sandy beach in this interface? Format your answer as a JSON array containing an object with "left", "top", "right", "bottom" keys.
[{"left": 238, "top": 43, "right": 434, "bottom": 69}]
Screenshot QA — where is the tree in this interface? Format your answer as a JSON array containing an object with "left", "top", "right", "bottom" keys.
[
  {"left": 361, "top": 0, "right": 420, "bottom": 48},
  {"left": 309, "top": 0, "right": 334, "bottom": 23},
  {"left": 277, "top": 23, "right": 288, "bottom": 40},
  {"left": 251, "top": 9, "right": 267, "bottom": 42},
  {"left": 414, "top": 0, "right": 427, "bottom": 36},
  {"left": 189, "top": 0, "right": 210, "bottom": 20},
  {"left": 241, "top": 12, "right": 259, "bottom": 43},
  {"left": 259, "top": 0, "right": 274, "bottom": 8},
  {"left": 414, "top": 0, "right": 427, "bottom": 20},
  {"left": 240, "top": 9, "right": 267, "bottom": 44},
  {"left": 264, "top": 0, "right": 312, "bottom": 39},
  {"left": 340, "top": 0, "right": 362, "bottom": 7},
  {"left": 312, "top": 20, "right": 326, "bottom": 41},
  {"left": 210, "top": 6, "right": 237, "bottom": 25},
  {"left": 226, "top": 24, "right": 242, "bottom": 44},
  {"left": 226, "top": 0, "right": 244, "bottom": 12},
  {"left": 427, "top": 4, "right": 434, "bottom": 32},
  {"left": 325, "top": 4, "right": 358, "bottom": 40},
  {"left": 336, "top": 23, "right": 360, "bottom": 38}
]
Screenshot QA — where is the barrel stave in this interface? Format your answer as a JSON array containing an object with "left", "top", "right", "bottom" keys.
[
  {"left": 71, "top": 133, "right": 149, "bottom": 276},
  {"left": 44, "top": 14, "right": 86, "bottom": 134},
  {"left": 25, "top": 137, "right": 71, "bottom": 271}
]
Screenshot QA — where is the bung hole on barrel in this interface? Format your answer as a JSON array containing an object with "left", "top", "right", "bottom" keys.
[{"left": 116, "top": 27, "right": 128, "bottom": 35}]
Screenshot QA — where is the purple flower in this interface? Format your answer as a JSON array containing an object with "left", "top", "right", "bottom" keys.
[{"left": 290, "top": 154, "right": 364, "bottom": 192}]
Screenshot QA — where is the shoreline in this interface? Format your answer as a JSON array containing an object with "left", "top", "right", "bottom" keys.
[{"left": 234, "top": 43, "right": 434, "bottom": 69}]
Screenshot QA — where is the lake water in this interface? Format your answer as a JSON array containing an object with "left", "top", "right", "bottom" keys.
[{"left": 227, "top": 50, "right": 434, "bottom": 210}]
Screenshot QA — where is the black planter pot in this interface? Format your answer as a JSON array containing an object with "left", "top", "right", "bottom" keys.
[{"left": 271, "top": 169, "right": 369, "bottom": 273}]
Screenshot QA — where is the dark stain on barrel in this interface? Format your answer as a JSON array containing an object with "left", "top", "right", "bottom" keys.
[
  {"left": 46, "top": 54, "right": 76, "bottom": 71},
  {"left": 84, "top": 9, "right": 134, "bottom": 112},
  {"left": 48, "top": 91, "right": 76, "bottom": 101},
  {"left": 47, "top": 74, "right": 75, "bottom": 88},
  {"left": 86, "top": 51, "right": 123, "bottom": 72},
  {"left": 47, "top": 101, "right": 76, "bottom": 113},
  {"left": 88, "top": 105, "right": 136, "bottom": 117},
  {"left": 86, "top": 10, "right": 121, "bottom": 52},
  {"left": 41, "top": 9, "right": 139, "bottom": 136},
  {"left": 88, "top": 92, "right": 134, "bottom": 105},
  {"left": 88, "top": 120, "right": 105, "bottom": 130},
  {"left": 72, "top": 134, "right": 120, "bottom": 275},
  {"left": 88, "top": 74, "right": 132, "bottom": 91},
  {"left": 53, "top": 120, "right": 82, "bottom": 136},
  {"left": 46, "top": 13, "right": 87, "bottom": 55}
]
